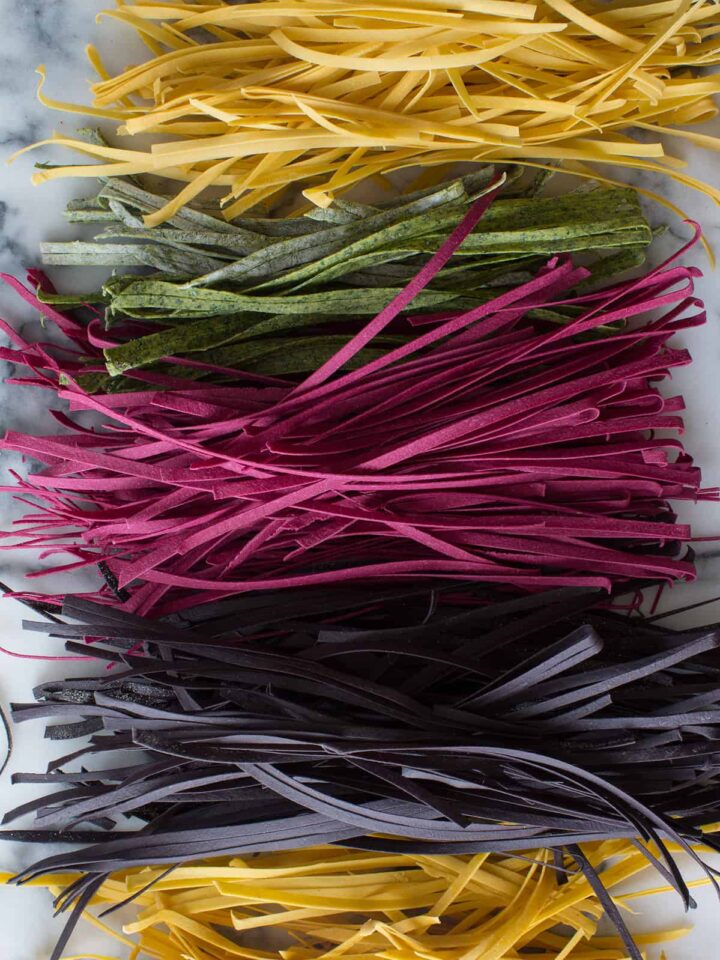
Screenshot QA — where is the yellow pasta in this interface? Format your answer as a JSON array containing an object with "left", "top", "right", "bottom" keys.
[
  {"left": 10, "top": 0, "right": 720, "bottom": 223},
  {"left": 2, "top": 841, "right": 705, "bottom": 960}
]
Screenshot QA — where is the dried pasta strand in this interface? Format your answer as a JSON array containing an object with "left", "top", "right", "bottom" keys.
[
  {"left": 1, "top": 841, "right": 700, "bottom": 960},
  {"left": 11, "top": 0, "right": 720, "bottom": 221}
]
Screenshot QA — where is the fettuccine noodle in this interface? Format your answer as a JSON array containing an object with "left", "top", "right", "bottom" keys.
[
  {"left": 2, "top": 841, "right": 703, "bottom": 960},
  {"left": 11, "top": 0, "right": 720, "bottom": 223}
]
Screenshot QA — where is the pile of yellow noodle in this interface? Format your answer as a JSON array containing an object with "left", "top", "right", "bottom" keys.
[
  {"left": 3, "top": 841, "right": 706, "bottom": 960},
  {"left": 14, "top": 0, "right": 720, "bottom": 224}
]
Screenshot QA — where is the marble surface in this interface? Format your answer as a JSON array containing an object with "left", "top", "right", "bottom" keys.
[{"left": 0, "top": 0, "right": 719, "bottom": 955}]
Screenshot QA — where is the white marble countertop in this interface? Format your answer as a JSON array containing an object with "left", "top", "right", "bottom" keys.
[{"left": 0, "top": 1, "right": 720, "bottom": 956}]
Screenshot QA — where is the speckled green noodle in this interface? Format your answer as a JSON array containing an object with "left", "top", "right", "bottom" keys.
[
  {"left": 38, "top": 171, "right": 653, "bottom": 381},
  {"left": 44, "top": 178, "right": 650, "bottom": 287},
  {"left": 79, "top": 337, "right": 405, "bottom": 391},
  {"left": 103, "top": 305, "right": 412, "bottom": 374},
  {"left": 105, "top": 279, "right": 482, "bottom": 320}
]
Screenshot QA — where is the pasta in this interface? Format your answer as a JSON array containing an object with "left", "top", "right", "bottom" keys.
[
  {"left": 1, "top": 842, "right": 702, "bottom": 960},
  {"left": 0, "top": 210, "right": 710, "bottom": 605},
  {"left": 3, "top": 5, "right": 720, "bottom": 960},
  {"left": 11, "top": 0, "right": 720, "bottom": 223}
]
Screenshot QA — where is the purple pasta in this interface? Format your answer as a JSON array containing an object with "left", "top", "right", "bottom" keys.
[{"left": 3, "top": 586, "right": 720, "bottom": 960}]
